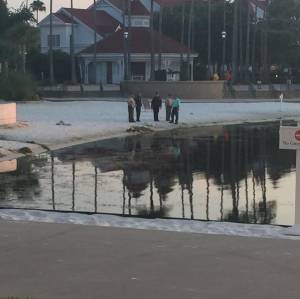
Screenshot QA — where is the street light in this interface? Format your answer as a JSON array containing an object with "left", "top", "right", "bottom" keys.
[
  {"left": 124, "top": 31, "right": 129, "bottom": 80},
  {"left": 221, "top": 0, "right": 228, "bottom": 79}
]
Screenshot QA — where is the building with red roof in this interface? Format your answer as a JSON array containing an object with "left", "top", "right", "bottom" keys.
[{"left": 39, "top": 0, "right": 197, "bottom": 84}]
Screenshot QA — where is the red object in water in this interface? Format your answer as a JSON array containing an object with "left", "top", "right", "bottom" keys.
[{"left": 295, "top": 130, "right": 300, "bottom": 141}]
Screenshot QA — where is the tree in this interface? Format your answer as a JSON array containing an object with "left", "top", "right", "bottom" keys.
[
  {"left": 6, "top": 22, "right": 38, "bottom": 72},
  {"left": 49, "top": 0, "right": 54, "bottom": 84},
  {"left": 0, "top": 3, "right": 36, "bottom": 74},
  {"left": 30, "top": 0, "right": 46, "bottom": 23},
  {"left": 150, "top": 0, "right": 155, "bottom": 80}
]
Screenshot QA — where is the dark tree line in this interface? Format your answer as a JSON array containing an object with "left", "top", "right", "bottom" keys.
[{"left": 157, "top": 0, "right": 300, "bottom": 83}]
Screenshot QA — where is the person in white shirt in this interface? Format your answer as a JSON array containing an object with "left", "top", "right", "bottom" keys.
[
  {"left": 128, "top": 95, "right": 136, "bottom": 123},
  {"left": 165, "top": 94, "right": 173, "bottom": 122}
]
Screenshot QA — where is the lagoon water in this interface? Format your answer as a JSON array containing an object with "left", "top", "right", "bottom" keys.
[{"left": 0, "top": 122, "right": 296, "bottom": 226}]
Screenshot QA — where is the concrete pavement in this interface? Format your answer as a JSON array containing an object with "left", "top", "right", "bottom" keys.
[{"left": 1, "top": 220, "right": 300, "bottom": 299}]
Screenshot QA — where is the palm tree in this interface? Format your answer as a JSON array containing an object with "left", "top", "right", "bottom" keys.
[
  {"left": 187, "top": 0, "right": 194, "bottom": 80},
  {"left": 158, "top": 5, "right": 163, "bottom": 70},
  {"left": 207, "top": 0, "right": 211, "bottom": 80},
  {"left": 30, "top": 0, "right": 46, "bottom": 23},
  {"left": 93, "top": 0, "right": 97, "bottom": 84},
  {"left": 70, "top": 0, "right": 76, "bottom": 84},
  {"left": 180, "top": 2, "right": 185, "bottom": 79},
  {"left": 231, "top": 0, "right": 238, "bottom": 83},
  {"left": 49, "top": 0, "right": 54, "bottom": 84},
  {"left": 127, "top": 0, "right": 132, "bottom": 79},
  {"left": 150, "top": 0, "right": 155, "bottom": 80}
]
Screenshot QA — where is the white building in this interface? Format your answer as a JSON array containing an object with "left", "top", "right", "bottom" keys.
[{"left": 39, "top": 0, "right": 197, "bottom": 84}]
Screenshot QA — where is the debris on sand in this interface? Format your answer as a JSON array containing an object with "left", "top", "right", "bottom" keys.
[
  {"left": 0, "top": 122, "right": 29, "bottom": 129},
  {"left": 56, "top": 120, "right": 72, "bottom": 126},
  {"left": 18, "top": 147, "right": 33, "bottom": 155},
  {"left": 126, "top": 126, "right": 154, "bottom": 133}
]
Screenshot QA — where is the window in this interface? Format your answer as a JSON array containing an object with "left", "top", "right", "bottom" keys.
[{"left": 48, "top": 35, "right": 60, "bottom": 48}]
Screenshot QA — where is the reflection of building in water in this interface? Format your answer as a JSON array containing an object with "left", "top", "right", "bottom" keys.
[{"left": 0, "top": 123, "right": 296, "bottom": 225}]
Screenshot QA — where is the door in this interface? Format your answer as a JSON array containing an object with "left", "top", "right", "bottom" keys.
[
  {"left": 131, "top": 62, "right": 146, "bottom": 80},
  {"left": 106, "top": 62, "right": 113, "bottom": 84}
]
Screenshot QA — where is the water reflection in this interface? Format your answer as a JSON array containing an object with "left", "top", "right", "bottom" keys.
[{"left": 0, "top": 122, "right": 296, "bottom": 226}]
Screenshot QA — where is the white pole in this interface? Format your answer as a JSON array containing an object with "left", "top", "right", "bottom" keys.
[
  {"left": 279, "top": 93, "right": 284, "bottom": 126},
  {"left": 285, "top": 123, "right": 300, "bottom": 235}
]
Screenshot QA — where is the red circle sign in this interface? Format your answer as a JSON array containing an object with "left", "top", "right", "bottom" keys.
[{"left": 295, "top": 131, "right": 300, "bottom": 141}]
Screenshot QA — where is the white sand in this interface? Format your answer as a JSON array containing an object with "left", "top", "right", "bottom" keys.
[{"left": 0, "top": 100, "right": 299, "bottom": 148}]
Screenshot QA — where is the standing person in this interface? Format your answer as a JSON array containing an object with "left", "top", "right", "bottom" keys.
[
  {"left": 134, "top": 92, "right": 142, "bottom": 122},
  {"left": 165, "top": 94, "right": 173, "bottom": 122},
  {"left": 128, "top": 95, "right": 136, "bottom": 123},
  {"left": 151, "top": 91, "right": 162, "bottom": 122},
  {"left": 170, "top": 96, "right": 181, "bottom": 124}
]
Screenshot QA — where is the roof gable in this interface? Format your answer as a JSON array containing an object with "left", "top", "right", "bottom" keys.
[
  {"left": 39, "top": 13, "right": 69, "bottom": 26},
  {"left": 91, "top": 0, "right": 149, "bottom": 15},
  {"left": 63, "top": 8, "right": 120, "bottom": 35}
]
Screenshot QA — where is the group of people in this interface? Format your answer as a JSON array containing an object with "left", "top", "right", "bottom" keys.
[{"left": 128, "top": 92, "right": 181, "bottom": 124}]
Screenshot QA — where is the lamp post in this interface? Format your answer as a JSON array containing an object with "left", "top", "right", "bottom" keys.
[
  {"left": 221, "top": 0, "right": 228, "bottom": 79},
  {"left": 124, "top": 31, "right": 129, "bottom": 80},
  {"left": 221, "top": 30, "right": 227, "bottom": 78}
]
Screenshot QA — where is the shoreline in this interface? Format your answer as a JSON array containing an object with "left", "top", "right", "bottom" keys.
[{"left": 0, "top": 116, "right": 291, "bottom": 162}]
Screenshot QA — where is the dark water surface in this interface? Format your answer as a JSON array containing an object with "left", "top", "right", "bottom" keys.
[{"left": 0, "top": 122, "right": 297, "bottom": 226}]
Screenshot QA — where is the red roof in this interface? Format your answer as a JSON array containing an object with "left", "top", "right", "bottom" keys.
[
  {"left": 63, "top": 8, "right": 120, "bottom": 35},
  {"left": 155, "top": 0, "right": 266, "bottom": 8},
  {"left": 81, "top": 27, "right": 196, "bottom": 54},
  {"left": 91, "top": 0, "right": 149, "bottom": 15},
  {"left": 155, "top": 0, "right": 228, "bottom": 7}
]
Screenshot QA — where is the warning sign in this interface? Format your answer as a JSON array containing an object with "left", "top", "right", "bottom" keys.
[{"left": 280, "top": 126, "right": 300, "bottom": 150}]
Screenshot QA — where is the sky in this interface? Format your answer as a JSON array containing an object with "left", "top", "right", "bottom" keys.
[{"left": 8, "top": 0, "right": 90, "bottom": 19}]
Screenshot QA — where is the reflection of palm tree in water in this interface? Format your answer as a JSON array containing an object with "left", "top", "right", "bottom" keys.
[
  {"left": 206, "top": 141, "right": 210, "bottom": 221},
  {"left": 224, "top": 127, "right": 276, "bottom": 224},
  {"left": 51, "top": 155, "right": 56, "bottom": 210},
  {"left": 94, "top": 167, "right": 98, "bottom": 213},
  {"left": 72, "top": 162, "right": 75, "bottom": 212},
  {"left": 177, "top": 139, "right": 194, "bottom": 219},
  {"left": 244, "top": 131, "right": 249, "bottom": 222}
]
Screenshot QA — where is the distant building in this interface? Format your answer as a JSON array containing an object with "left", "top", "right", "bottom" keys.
[{"left": 39, "top": 0, "right": 197, "bottom": 84}]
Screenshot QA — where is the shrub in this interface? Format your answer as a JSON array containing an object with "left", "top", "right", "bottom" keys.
[
  {"left": 27, "top": 49, "right": 72, "bottom": 84},
  {"left": 0, "top": 71, "right": 38, "bottom": 101}
]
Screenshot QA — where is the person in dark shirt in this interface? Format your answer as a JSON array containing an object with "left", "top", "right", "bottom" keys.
[
  {"left": 151, "top": 91, "right": 162, "bottom": 121},
  {"left": 134, "top": 92, "right": 142, "bottom": 122}
]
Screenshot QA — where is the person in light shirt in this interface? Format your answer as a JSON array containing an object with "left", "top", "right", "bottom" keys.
[
  {"left": 165, "top": 94, "right": 173, "bottom": 122},
  {"left": 169, "top": 96, "right": 181, "bottom": 125},
  {"left": 128, "top": 95, "right": 136, "bottom": 123}
]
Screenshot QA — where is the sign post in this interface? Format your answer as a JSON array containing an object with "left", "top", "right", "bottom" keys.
[{"left": 280, "top": 126, "right": 300, "bottom": 235}]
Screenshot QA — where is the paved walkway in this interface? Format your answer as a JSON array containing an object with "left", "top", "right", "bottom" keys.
[{"left": 1, "top": 220, "right": 300, "bottom": 299}]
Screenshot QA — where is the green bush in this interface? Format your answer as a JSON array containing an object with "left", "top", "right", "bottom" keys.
[
  {"left": 27, "top": 49, "right": 72, "bottom": 84},
  {"left": 0, "top": 71, "right": 38, "bottom": 101}
]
